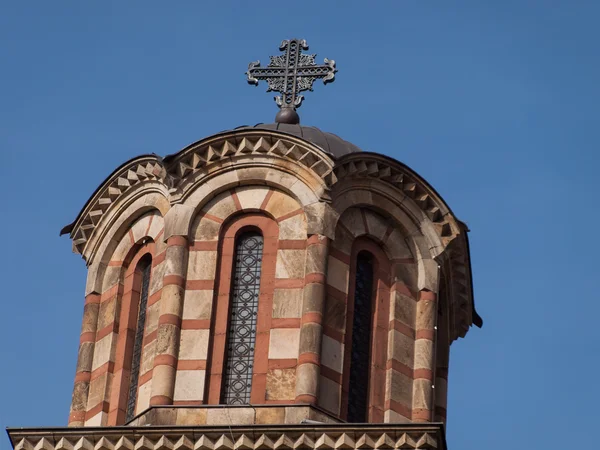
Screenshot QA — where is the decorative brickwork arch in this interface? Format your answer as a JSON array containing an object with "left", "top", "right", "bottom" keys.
[
  {"left": 69, "top": 210, "right": 166, "bottom": 427},
  {"left": 205, "top": 214, "right": 280, "bottom": 404},
  {"left": 341, "top": 237, "right": 392, "bottom": 423},
  {"left": 106, "top": 241, "right": 157, "bottom": 426}
]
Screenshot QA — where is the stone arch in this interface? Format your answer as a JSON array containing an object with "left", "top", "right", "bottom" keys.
[
  {"left": 163, "top": 164, "right": 318, "bottom": 242},
  {"left": 84, "top": 189, "right": 168, "bottom": 296}
]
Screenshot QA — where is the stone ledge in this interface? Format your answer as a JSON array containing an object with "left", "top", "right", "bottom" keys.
[
  {"left": 126, "top": 404, "right": 341, "bottom": 427},
  {"left": 8, "top": 422, "right": 445, "bottom": 450}
]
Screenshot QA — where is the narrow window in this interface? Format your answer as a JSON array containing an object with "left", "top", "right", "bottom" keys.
[
  {"left": 221, "top": 232, "right": 263, "bottom": 404},
  {"left": 125, "top": 255, "right": 152, "bottom": 421},
  {"left": 347, "top": 251, "right": 374, "bottom": 422}
]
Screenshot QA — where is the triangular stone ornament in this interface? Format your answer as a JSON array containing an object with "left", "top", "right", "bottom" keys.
[
  {"left": 269, "top": 139, "right": 288, "bottom": 156},
  {"left": 233, "top": 436, "right": 254, "bottom": 450},
  {"left": 272, "top": 435, "right": 294, "bottom": 450},
  {"left": 219, "top": 140, "right": 236, "bottom": 157},
  {"left": 206, "top": 145, "right": 222, "bottom": 161},
  {"left": 395, "top": 434, "right": 418, "bottom": 449},
  {"left": 213, "top": 436, "right": 233, "bottom": 450},
  {"left": 114, "top": 438, "right": 134, "bottom": 450},
  {"left": 334, "top": 434, "right": 355, "bottom": 449},
  {"left": 292, "top": 434, "right": 314, "bottom": 449},
  {"left": 314, "top": 434, "right": 335, "bottom": 450},
  {"left": 373, "top": 434, "right": 395, "bottom": 450},
  {"left": 34, "top": 438, "right": 54, "bottom": 450},
  {"left": 155, "top": 438, "right": 174, "bottom": 450},
  {"left": 194, "top": 437, "right": 214, "bottom": 450},
  {"left": 237, "top": 137, "right": 254, "bottom": 154},
  {"left": 173, "top": 437, "right": 193, "bottom": 450},
  {"left": 73, "top": 438, "right": 94, "bottom": 450},
  {"left": 94, "top": 438, "right": 114, "bottom": 450},
  {"left": 253, "top": 137, "right": 270, "bottom": 153},
  {"left": 134, "top": 437, "right": 154, "bottom": 450},
  {"left": 55, "top": 439, "right": 74, "bottom": 450},
  {"left": 253, "top": 435, "right": 274, "bottom": 450}
]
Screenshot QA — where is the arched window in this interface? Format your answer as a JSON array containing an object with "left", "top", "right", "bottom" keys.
[
  {"left": 347, "top": 251, "right": 375, "bottom": 422},
  {"left": 221, "top": 231, "right": 264, "bottom": 404},
  {"left": 125, "top": 254, "right": 152, "bottom": 422}
]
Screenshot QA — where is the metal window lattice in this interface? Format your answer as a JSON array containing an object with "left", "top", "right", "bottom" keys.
[
  {"left": 347, "top": 252, "right": 374, "bottom": 423},
  {"left": 221, "top": 233, "right": 264, "bottom": 405},
  {"left": 125, "top": 260, "right": 151, "bottom": 422}
]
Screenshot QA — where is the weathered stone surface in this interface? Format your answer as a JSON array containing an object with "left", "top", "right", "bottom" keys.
[
  {"left": 206, "top": 408, "right": 255, "bottom": 425},
  {"left": 275, "top": 250, "right": 306, "bottom": 279},
  {"left": 235, "top": 186, "right": 270, "bottom": 211},
  {"left": 304, "top": 202, "right": 339, "bottom": 239},
  {"left": 156, "top": 324, "right": 179, "bottom": 355},
  {"left": 136, "top": 381, "right": 153, "bottom": 414},
  {"left": 255, "top": 407, "right": 285, "bottom": 424},
  {"left": 202, "top": 193, "right": 237, "bottom": 219},
  {"left": 391, "top": 291, "right": 416, "bottom": 327},
  {"left": 264, "top": 190, "right": 301, "bottom": 219},
  {"left": 268, "top": 329, "right": 300, "bottom": 359},
  {"left": 321, "top": 335, "right": 344, "bottom": 373},
  {"left": 76, "top": 342, "right": 95, "bottom": 373},
  {"left": 191, "top": 217, "right": 221, "bottom": 242},
  {"left": 339, "top": 207, "right": 366, "bottom": 237},
  {"left": 305, "top": 242, "right": 327, "bottom": 274},
  {"left": 149, "top": 261, "right": 166, "bottom": 295},
  {"left": 384, "top": 409, "right": 410, "bottom": 423},
  {"left": 176, "top": 408, "right": 207, "bottom": 425},
  {"left": 272, "top": 289, "right": 302, "bottom": 318},
  {"left": 266, "top": 369, "right": 296, "bottom": 400},
  {"left": 413, "top": 339, "right": 433, "bottom": 371},
  {"left": 322, "top": 296, "right": 346, "bottom": 332},
  {"left": 182, "top": 290, "right": 213, "bottom": 320},
  {"left": 140, "top": 340, "right": 156, "bottom": 376},
  {"left": 416, "top": 299, "right": 436, "bottom": 331},
  {"left": 145, "top": 302, "right": 160, "bottom": 335},
  {"left": 87, "top": 372, "right": 111, "bottom": 410},
  {"left": 302, "top": 283, "right": 325, "bottom": 315},
  {"left": 97, "top": 297, "right": 118, "bottom": 332},
  {"left": 163, "top": 204, "right": 194, "bottom": 241},
  {"left": 71, "top": 381, "right": 89, "bottom": 411},
  {"left": 187, "top": 251, "right": 217, "bottom": 280},
  {"left": 91, "top": 333, "right": 116, "bottom": 371},
  {"left": 278, "top": 214, "right": 307, "bottom": 240},
  {"left": 412, "top": 378, "right": 432, "bottom": 410},
  {"left": 178, "top": 329, "right": 209, "bottom": 360},
  {"left": 294, "top": 364, "right": 319, "bottom": 398},
  {"left": 364, "top": 210, "right": 389, "bottom": 242},
  {"left": 173, "top": 370, "right": 206, "bottom": 402},
  {"left": 298, "top": 322, "right": 322, "bottom": 355},
  {"left": 317, "top": 376, "right": 340, "bottom": 414},
  {"left": 326, "top": 256, "right": 349, "bottom": 294},
  {"left": 389, "top": 329, "right": 414, "bottom": 367},
  {"left": 387, "top": 369, "right": 412, "bottom": 407}
]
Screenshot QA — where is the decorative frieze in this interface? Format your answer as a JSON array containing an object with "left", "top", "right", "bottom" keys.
[{"left": 9, "top": 424, "right": 443, "bottom": 450}]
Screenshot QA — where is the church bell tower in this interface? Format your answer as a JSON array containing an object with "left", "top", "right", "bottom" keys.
[{"left": 8, "top": 40, "right": 481, "bottom": 450}]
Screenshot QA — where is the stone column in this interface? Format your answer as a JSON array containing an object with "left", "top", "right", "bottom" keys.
[
  {"left": 295, "top": 234, "right": 330, "bottom": 404},
  {"left": 412, "top": 289, "right": 437, "bottom": 422},
  {"left": 149, "top": 234, "right": 189, "bottom": 405},
  {"left": 68, "top": 292, "right": 100, "bottom": 426}
]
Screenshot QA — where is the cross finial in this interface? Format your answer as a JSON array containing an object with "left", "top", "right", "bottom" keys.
[{"left": 246, "top": 39, "right": 337, "bottom": 124}]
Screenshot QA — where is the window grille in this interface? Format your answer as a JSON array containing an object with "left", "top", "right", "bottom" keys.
[
  {"left": 347, "top": 251, "right": 374, "bottom": 423},
  {"left": 125, "top": 257, "right": 151, "bottom": 422},
  {"left": 221, "top": 232, "right": 263, "bottom": 404}
]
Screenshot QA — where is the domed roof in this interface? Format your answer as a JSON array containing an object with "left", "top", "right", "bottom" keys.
[{"left": 232, "top": 123, "right": 362, "bottom": 158}]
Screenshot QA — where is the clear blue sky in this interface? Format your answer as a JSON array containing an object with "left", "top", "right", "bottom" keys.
[{"left": 1, "top": 1, "right": 599, "bottom": 449}]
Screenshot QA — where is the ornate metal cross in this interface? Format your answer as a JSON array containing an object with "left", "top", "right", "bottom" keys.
[{"left": 246, "top": 39, "right": 336, "bottom": 123}]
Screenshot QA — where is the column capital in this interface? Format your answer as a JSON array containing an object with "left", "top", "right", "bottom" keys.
[
  {"left": 304, "top": 202, "right": 340, "bottom": 240},
  {"left": 163, "top": 204, "right": 195, "bottom": 241}
]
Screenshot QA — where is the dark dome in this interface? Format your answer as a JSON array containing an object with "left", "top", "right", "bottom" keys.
[{"left": 233, "top": 123, "right": 362, "bottom": 158}]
